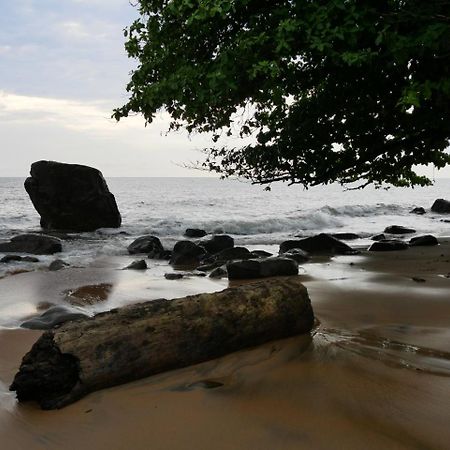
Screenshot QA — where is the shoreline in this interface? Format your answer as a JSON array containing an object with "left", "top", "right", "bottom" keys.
[{"left": 0, "top": 242, "right": 449, "bottom": 449}]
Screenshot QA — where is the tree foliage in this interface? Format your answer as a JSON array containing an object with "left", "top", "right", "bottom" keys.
[{"left": 114, "top": 0, "right": 450, "bottom": 187}]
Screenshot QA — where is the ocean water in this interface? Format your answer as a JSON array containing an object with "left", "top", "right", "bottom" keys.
[{"left": 0, "top": 176, "right": 449, "bottom": 257}]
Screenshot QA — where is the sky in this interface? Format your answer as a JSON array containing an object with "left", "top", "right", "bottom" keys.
[
  {"left": 0, "top": 0, "right": 213, "bottom": 177},
  {"left": 0, "top": 1, "right": 448, "bottom": 178}
]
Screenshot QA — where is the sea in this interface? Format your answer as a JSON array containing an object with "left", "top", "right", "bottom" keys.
[{"left": 0, "top": 176, "right": 449, "bottom": 328}]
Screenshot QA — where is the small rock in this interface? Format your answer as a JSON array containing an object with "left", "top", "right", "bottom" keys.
[
  {"left": 409, "top": 235, "right": 439, "bottom": 247},
  {"left": 125, "top": 259, "right": 148, "bottom": 270},
  {"left": 22, "top": 256, "right": 40, "bottom": 262},
  {"left": 170, "top": 241, "right": 206, "bottom": 266},
  {"left": 164, "top": 273, "right": 184, "bottom": 280},
  {"left": 412, "top": 277, "right": 426, "bottom": 283},
  {"left": 281, "top": 249, "right": 310, "bottom": 263},
  {"left": 431, "top": 199, "right": 450, "bottom": 214},
  {"left": 211, "top": 246, "right": 251, "bottom": 262},
  {"left": 209, "top": 266, "right": 228, "bottom": 279},
  {"left": 384, "top": 225, "right": 416, "bottom": 234},
  {"left": 250, "top": 250, "right": 273, "bottom": 258},
  {"left": 368, "top": 240, "right": 409, "bottom": 251},
  {"left": 128, "top": 235, "right": 164, "bottom": 255},
  {"left": 21, "top": 306, "right": 88, "bottom": 330},
  {"left": 371, "top": 234, "right": 386, "bottom": 241},
  {"left": 279, "top": 233, "right": 356, "bottom": 255},
  {"left": 227, "top": 257, "right": 298, "bottom": 280},
  {"left": 184, "top": 228, "right": 207, "bottom": 238},
  {"left": 0, "top": 255, "right": 23, "bottom": 263},
  {"left": 65, "top": 283, "right": 112, "bottom": 306},
  {"left": 49, "top": 259, "right": 69, "bottom": 271},
  {"left": 331, "top": 233, "right": 360, "bottom": 240},
  {"left": 410, "top": 207, "right": 426, "bottom": 215},
  {"left": 200, "top": 235, "right": 234, "bottom": 254},
  {"left": 0, "top": 234, "right": 62, "bottom": 255}
]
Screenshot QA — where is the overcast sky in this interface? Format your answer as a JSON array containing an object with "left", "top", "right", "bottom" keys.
[
  {"left": 0, "top": 1, "right": 448, "bottom": 178},
  {"left": 0, "top": 0, "right": 215, "bottom": 177}
]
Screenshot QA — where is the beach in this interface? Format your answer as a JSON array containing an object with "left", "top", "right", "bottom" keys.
[{"left": 1, "top": 240, "right": 449, "bottom": 450}]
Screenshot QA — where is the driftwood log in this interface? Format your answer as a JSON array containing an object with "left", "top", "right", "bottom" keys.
[{"left": 10, "top": 277, "right": 314, "bottom": 409}]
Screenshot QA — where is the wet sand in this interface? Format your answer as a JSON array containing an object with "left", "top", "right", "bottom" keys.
[{"left": 1, "top": 242, "right": 449, "bottom": 449}]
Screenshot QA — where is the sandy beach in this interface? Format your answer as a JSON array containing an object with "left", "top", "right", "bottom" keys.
[{"left": 1, "top": 241, "right": 449, "bottom": 450}]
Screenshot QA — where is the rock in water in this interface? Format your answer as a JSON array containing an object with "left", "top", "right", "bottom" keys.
[
  {"left": 409, "top": 235, "right": 439, "bottom": 247},
  {"left": 384, "top": 225, "right": 416, "bottom": 234},
  {"left": 279, "top": 233, "right": 356, "bottom": 255},
  {"left": 0, "top": 234, "right": 62, "bottom": 255},
  {"left": 431, "top": 199, "right": 450, "bottom": 214},
  {"left": 24, "top": 161, "right": 121, "bottom": 231},
  {"left": 127, "top": 236, "right": 164, "bottom": 255}
]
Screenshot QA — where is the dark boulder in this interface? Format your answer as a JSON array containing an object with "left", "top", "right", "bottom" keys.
[
  {"left": 48, "top": 259, "right": 69, "bottom": 271},
  {"left": 24, "top": 160, "right": 121, "bottom": 231},
  {"left": 331, "top": 233, "right": 360, "bottom": 240},
  {"left": 227, "top": 257, "right": 298, "bottom": 280},
  {"left": 211, "top": 246, "right": 251, "bottom": 262},
  {"left": 170, "top": 241, "right": 206, "bottom": 266},
  {"left": 200, "top": 235, "right": 234, "bottom": 254},
  {"left": 23, "top": 256, "right": 40, "bottom": 263},
  {"left": 431, "top": 199, "right": 450, "bottom": 214},
  {"left": 371, "top": 234, "right": 386, "bottom": 241},
  {"left": 125, "top": 259, "right": 148, "bottom": 270},
  {"left": 184, "top": 228, "right": 207, "bottom": 238},
  {"left": 384, "top": 225, "right": 416, "bottom": 234},
  {"left": 279, "top": 233, "right": 356, "bottom": 255},
  {"left": 409, "top": 235, "right": 439, "bottom": 247},
  {"left": 410, "top": 207, "right": 426, "bottom": 215},
  {"left": 21, "top": 306, "right": 88, "bottom": 330},
  {"left": 281, "top": 249, "right": 310, "bottom": 263},
  {"left": 0, "top": 234, "right": 62, "bottom": 255},
  {"left": 368, "top": 240, "right": 409, "bottom": 251},
  {"left": 128, "top": 236, "right": 164, "bottom": 256}
]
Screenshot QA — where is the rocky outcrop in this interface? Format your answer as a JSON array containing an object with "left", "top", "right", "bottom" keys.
[
  {"left": 200, "top": 235, "right": 234, "bottom": 254},
  {"left": 227, "top": 257, "right": 298, "bottom": 280},
  {"left": 384, "top": 225, "right": 416, "bottom": 234},
  {"left": 184, "top": 229, "right": 207, "bottom": 238},
  {"left": 409, "top": 235, "right": 439, "bottom": 247},
  {"left": 279, "top": 233, "right": 356, "bottom": 255},
  {"left": 170, "top": 241, "right": 206, "bottom": 266},
  {"left": 0, "top": 234, "right": 62, "bottom": 255},
  {"left": 368, "top": 240, "right": 409, "bottom": 251},
  {"left": 431, "top": 199, "right": 450, "bottom": 214},
  {"left": 24, "top": 161, "right": 121, "bottom": 231}
]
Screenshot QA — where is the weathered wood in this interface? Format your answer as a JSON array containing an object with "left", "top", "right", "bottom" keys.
[{"left": 10, "top": 277, "right": 314, "bottom": 409}]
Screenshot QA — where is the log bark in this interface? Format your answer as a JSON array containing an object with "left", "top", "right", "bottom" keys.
[{"left": 10, "top": 277, "right": 314, "bottom": 409}]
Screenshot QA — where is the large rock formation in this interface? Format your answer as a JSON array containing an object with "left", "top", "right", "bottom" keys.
[{"left": 24, "top": 161, "right": 121, "bottom": 232}]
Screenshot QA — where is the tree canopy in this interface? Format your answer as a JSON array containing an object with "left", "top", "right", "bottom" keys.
[{"left": 114, "top": 0, "right": 450, "bottom": 188}]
